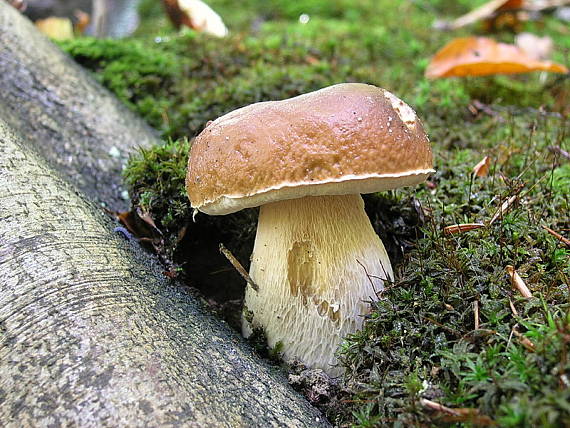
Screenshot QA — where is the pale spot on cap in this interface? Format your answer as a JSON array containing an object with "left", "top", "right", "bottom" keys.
[{"left": 383, "top": 90, "right": 417, "bottom": 130}]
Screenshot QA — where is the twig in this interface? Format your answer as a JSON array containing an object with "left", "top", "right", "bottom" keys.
[
  {"left": 420, "top": 398, "right": 461, "bottom": 416},
  {"left": 506, "top": 265, "right": 532, "bottom": 298},
  {"left": 508, "top": 298, "right": 519, "bottom": 316},
  {"left": 490, "top": 195, "right": 518, "bottom": 225},
  {"left": 513, "top": 327, "right": 536, "bottom": 352},
  {"left": 548, "top": 145, "right": 570, "bottom": 161},
  {"left": 421, "top": 316, "right": 461, "bottom": 337},
  {"left": 524, "top": 0, "right": 570, "bottom": 11},
  {"left": 543, "top": 225, "right": 570, "bottom": 248},
  {"left": 473, "top": 300, "right": 480, "bottom": 330},
  {"left": 471, "top": 102, "right": 505, "bottom": 123},
  {"left": 444, "top": 223, "right": 485, "bottom": 235},
  {"left": 433, "top": 0, "right": 570, "bottom": 30},
  {"left": 219, "top": 243, "right": 259, "bottom": 292}
]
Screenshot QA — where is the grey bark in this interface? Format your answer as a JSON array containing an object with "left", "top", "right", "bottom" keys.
[
  {"left": 0, "top": 120, "right": 328, "bottom": 426},
  {"left": 0, "top": 1, "right": 155, "bottom": 212}
]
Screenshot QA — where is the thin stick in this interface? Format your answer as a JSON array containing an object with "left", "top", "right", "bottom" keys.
[
  {"left": 508, "top": 298, "right": 519, "bottom": 317},
  {"left": 548, "top": 145, "right": 570, "bottom": 161},
  {"left": 543, "top": 225, "right": 570, "bottom": 248},
  {"left": 420, "top": 398, "right": 461, "bottom": 416},
  {"left": 473, "top": 301, "right": 480, "bottom": 330},
  {"left": 444, "top": 223, "right": 485, "bottom": 235},
  {"left": 219, "top": 243, "right": 259, "bottom": 292},
  {"left": 490, "top": 195, "right": 518, "bottom": 225},
  {"left": 513, "top": 328, "right": 536, "bottom": 352}
]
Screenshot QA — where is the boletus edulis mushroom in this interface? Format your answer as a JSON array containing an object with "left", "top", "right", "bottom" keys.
[{"left": 186, "top": 83, "right": 434, "bottom": 375}]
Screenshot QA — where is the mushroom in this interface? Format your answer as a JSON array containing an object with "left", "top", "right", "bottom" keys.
[{"left": 186, "top": 83, "right": 433, "bottom": 375}]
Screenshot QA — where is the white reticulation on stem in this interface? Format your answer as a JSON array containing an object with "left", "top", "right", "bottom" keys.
[{"left": 242, "top": 194, "right": 393, "bottom": 376}]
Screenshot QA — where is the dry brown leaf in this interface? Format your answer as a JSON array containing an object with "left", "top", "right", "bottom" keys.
[
  {"left": 35, "top": 17, "right": 74, "bottom": 40},
  {"left": 444, "top": 223, "right": 486, "bottom": 235},
  {"left": 162, "top": 0, "right": 228, "bottom": 37},
  {"left": 473, "top": 156, "right": 492, "bottom": 177},
  {"left": 433, "top": 0, "right": 522, "bottom": 30},
  {"left": 425, "top": 37, "right": 568, "bottom": 79},
  {"left": 506, "top": 265, "right": 533, "bottom": 298},
  {"left": 116, "top": 208, "right": 164, "bottom": 250},
  {"left": 73, "top": 9, "right": 90, "bottom": 34}
]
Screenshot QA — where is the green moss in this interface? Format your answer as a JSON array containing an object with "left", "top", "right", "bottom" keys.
[
  {"left": 339, "top": 111, "right": 569, "bottom": 426},
  {"left": 59, "top": 38, "right": 179, "bottom": 125},
  {"left": 65, "top": 0, "right": 570, "bottom": 425}
]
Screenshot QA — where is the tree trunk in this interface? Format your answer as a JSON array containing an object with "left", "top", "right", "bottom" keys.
[
  {"left": 0, "top": 119, "right": 328, "bottom": 426},
  {"left": 0, "top": 1, "right": 155, "bottom": 212}
]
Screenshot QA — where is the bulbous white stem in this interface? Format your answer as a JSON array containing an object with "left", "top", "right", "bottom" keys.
[{"left": 242, "top": 194, "right": 393, "bottom": 376}]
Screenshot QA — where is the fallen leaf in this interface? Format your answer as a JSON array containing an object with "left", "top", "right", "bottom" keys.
[
  {"left": 433, "top": 0, "right": 522, "bottom": 30},
  {"left": 116, "top": 209, "right": 164, "bottom": 249},
  {"left": 35, "top": 17, "right": 74, "bottom": 40},
  {"left": 425, "top": 37, "right": 568, "bottom": 79},
  {"left": 473, "top": 156, "right": 492, "bottom": 177},
  {"left": 506, "top": 265, "right": 532, "bottom": 298},
  {"left": 162, "top": 0, "right": 228, "bottom": 37},
  {"left": 73, "top": 9, "right": 91, "bottom": 35}
]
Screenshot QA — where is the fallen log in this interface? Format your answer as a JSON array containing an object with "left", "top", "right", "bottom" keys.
[
  {"left": 0, "top": 1, "right": 156, "bottom": 211},
  {"left": 0, "top": 119, "right": 328, "bottom": 426}
]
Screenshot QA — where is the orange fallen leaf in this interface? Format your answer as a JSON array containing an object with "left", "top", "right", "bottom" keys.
[
  {"left": 473, "top": 156, "right": 492, "bottom": 177},
  {"left": 425, "top": 37, "right": 568, "bottom": 79}
]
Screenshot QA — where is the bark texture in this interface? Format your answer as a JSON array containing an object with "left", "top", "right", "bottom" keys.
[
  {"left": 0, "top": 119, "right": 328, "bottom": 426},
  {"left": 0, "top": 1, "right": 156, "bottom": 211}
]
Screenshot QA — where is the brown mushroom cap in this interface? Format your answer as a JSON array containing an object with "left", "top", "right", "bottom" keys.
[{"left": 186, "top": 83, "right": 434, "bottom": 215}]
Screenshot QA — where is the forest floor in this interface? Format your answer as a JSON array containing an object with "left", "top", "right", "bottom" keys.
[{"left": 59, "top": 0, "right": 569, "bottom": 426}]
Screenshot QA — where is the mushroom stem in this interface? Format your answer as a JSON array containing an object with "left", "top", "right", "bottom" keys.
[{"left": 242, "top": 194, "right": 393, "bottom": 375}]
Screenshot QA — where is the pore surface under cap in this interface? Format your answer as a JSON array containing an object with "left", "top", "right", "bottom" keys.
[{"left": 186, "top": 83, "right": 433, "bottom": 214}]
